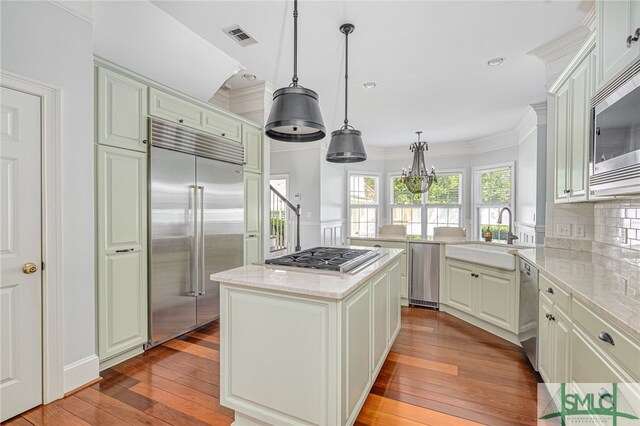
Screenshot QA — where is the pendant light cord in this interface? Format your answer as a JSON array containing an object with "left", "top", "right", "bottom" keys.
[
  {"left": 344, "top": 28, "right": 349, "bottom": 127},
  {"left": 292, "top": 0, "right": 299, "bottom": 87}
]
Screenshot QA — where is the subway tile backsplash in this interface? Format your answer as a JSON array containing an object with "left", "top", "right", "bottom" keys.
[{"left": 547, "top": 196, "right": 640, "bottom": 255}]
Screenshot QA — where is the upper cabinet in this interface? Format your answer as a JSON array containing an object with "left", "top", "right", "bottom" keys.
[
  {"left": 149, "top": 88, "right": 202, "bottom": 129},
  {"left": 597, "top": 0, "right": 640, "bottom": 87},
  {"left": 243, "top": 126, "right": 263, "bottom": 174},
  {"left": 203, "top": 111, "right": 242, "bottom": 143},
  {"left": 97, "top": 67, "right": 148, "bottom": 152},
  {"left": 551, "top": 35, "right": 596, "bottom": 203}
]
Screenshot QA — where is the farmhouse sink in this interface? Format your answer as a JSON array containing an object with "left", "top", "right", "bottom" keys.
[{"left": 445, "top": 244, "right": 516, "bottom": 271}]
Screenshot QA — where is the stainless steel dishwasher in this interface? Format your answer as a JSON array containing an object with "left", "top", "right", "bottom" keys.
[
  {"left": 408, "top": 243, "right": 439, "bottom": 308},
  {"left": 519, "top": 258, "right": 539, "bottom": 371}
]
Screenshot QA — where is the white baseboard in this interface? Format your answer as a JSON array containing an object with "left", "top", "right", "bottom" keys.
[{"left": 63, "top": 354, "right": 99, "bottom": 393}]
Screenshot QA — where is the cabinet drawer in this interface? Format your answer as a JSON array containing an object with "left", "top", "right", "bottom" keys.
[
  {"left": 149, "top": 88, "right": 202, "bottom": 129},
  {"left": 572, "top": 299, "right": 640, "bottom": 380},
  {"left": 539, "top": 274, "right": 570, "bottom": 313},
  {"left": 203, "top": 111, "right": 242, "bottom": 143},
  {"left": 350, "top": 239, "right": 406, "bottom": 250}
]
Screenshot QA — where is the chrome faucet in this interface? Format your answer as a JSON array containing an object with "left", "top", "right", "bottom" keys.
[{"left": 497, "top": 207, "right": 518, "bottom": 245}]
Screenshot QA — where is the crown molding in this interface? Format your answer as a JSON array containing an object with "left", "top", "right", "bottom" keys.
[
  {"left": 49, "top": 1, "right": 94, "bottom": 24},
  {"left": 528, "top": 25, "right": 590, "bottom": 65},
  {"left": 548, "top": 31, "right": 597, "bottom": 94},
  {"left": 582, "top": 5, "right": 596, "bottom": 32},
  {"left": 530, "top": 101, "right": 548, "bottom": 126}
]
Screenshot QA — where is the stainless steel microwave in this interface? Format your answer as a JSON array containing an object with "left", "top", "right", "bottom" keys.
[{"left": 590, "top": 72, "right": 640, "bottom": 197}]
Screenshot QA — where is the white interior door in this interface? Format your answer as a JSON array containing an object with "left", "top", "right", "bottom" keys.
[{"left": 0, "top": 87, "right": 43, "bottom": 421}]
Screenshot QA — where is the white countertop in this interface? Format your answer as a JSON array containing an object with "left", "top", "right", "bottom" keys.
[
  {"left": 210, "top": 248, "right": 404, "bottom": 300},
  {"left": 350, "top": 235, "right": 536, "bottom": 248},
  {"left": 516, "top": 247, "right": 640, "bottom": 341}
]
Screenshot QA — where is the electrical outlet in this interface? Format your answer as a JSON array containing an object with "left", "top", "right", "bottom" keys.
[
  {"left": 575, "top": 224, "right": 585, "bottom": 238},
  {"left": 557, "top": 224, "right": 572, "bottom": 237},
  {"left": 294, "top": 193, "right": 302, "bottom": 201},
  {"left": 620, "top": 228, "right": 628, "bottom": 244}
]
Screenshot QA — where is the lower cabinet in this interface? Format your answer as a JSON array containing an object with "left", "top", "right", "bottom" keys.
[
  {"left": 96, "top": 145, "right": 148, "bottom": 364},
  {"left": 371, "top": 271, "right": 389, "bottom": 374},
  {"left": 538, "top": 292, "right": 571, "bottom": 384},
  {"left": 443, "top": 259, "right": 517, "bottom": 333}
]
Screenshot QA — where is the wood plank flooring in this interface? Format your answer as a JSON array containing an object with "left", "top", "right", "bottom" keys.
[{"left": 4, "top": 307, "right": 540, "bottom": 425}]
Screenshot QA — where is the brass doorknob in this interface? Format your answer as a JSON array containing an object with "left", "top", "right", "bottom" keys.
[{"left": 22, "top": 263, "right": 38, "bottom": 274}]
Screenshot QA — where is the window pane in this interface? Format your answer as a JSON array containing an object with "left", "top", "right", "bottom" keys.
[
  {"left": 391, "top": 177, "right": 422, "bottom": 204},
  {"left": 391, "top": 207, "right": 421, "bottom": 238},
  {"left": 481, "top": 169, "right": 511, "bottom": 204},
  {"left": 425, "top": 206, "right": 462, "bottom": 239},
  {"left": 350, "top": 207, "right": 377, "bottom": 237},
  {"left": 428, "top": 174, "right": 460, "bottom": 204},
  {"left": 350, "top": 175, "right": 377, "bottom": 205}
]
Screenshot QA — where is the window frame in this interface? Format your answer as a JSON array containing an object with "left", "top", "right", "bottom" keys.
[
  {"left": 388, "top": 169, "right": 464, "bottom": 239},
  {"left": 472, "top": 162, "right": 515, "bottom": 241},
  {"left": 347, "top": 171, "right": 380, "bottom": 238}
]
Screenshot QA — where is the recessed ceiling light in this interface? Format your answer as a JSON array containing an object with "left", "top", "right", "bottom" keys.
[
  {"left": 362, "top": 82, "right": 377, "bottom": 89},
  {"left": 242, "top": 73, "right": 257, "bottom": 81},
  {"left": 487, "top": 57, "right": 506, "bottom": 67}
]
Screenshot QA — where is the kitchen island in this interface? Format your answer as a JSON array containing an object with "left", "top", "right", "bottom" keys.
[{"left": 210, "top": 248, "right": 403, "bottom": 426}]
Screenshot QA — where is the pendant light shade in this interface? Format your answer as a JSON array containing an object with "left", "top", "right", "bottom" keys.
[
  {"left": 266, "top": 87, "right": 325, "bottom": 142},
  {"left": 326, "top": 23, "right": 366, "bottom": 163},
  {"left": 265, "top": 0, "right": 325, "bottom": 143}
]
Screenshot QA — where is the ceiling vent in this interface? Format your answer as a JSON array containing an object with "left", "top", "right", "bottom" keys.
[{"left": 223, "top": 25, "right": 258, "bottom": 47}]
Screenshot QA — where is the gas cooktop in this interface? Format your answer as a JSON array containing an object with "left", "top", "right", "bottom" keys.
[{"left": 264, "top": 247, "right": 380, "bottom": 273}]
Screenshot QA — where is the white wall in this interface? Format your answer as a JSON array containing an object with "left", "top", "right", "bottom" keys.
[{"left": 1, "top": 1, "right": 95, "bottom": 366}]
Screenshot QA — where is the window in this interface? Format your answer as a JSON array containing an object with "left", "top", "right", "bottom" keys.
[
  {"left": 390, "top": 172, "right": 462, "bottom": 239},
  {"left": 269, "top": 177, "right": 288, "bottom": 251},
  {"left": 349, "top": 174, "right": 379, "bottom": 237},
  {"left": 473, "top": 164, "right": 514, "bottom": 242}
]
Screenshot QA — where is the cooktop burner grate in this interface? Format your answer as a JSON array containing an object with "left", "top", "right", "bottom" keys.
[{"left": 265, "top": 247, "right": 380, "bottom": 272}]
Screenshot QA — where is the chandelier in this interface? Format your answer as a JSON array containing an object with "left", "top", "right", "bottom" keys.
[{"left": 401, "top": 131, "right": 437, "bottom": 194}]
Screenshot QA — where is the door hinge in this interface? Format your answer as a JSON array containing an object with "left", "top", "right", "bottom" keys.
[{"left": 41, "top": 261, "right": 45, "bottom": 271}]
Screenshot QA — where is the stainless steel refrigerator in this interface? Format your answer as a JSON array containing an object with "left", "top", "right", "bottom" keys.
[{"left": 147, "top": 118, "right": 244, "bottom": 347}]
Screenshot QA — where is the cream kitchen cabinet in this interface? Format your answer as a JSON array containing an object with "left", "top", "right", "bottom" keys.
[
  {"left": 551, "top": 34, "right": 596, "bottom": 203},
  {"left": 96, "top": 145, "right": 148, "bottom": 366},
  {"left": 244, "top": 172, "right": 262, "bottom": 265},
  {"left": 442, "top": 259, "right": 518, "bottom": 334},
  {"left": 202, "top": 110, "right": 242, "bottom": 143},
  {"left": 149, "top": 87, "right": 202, "bottom": 129},
  {"left": 538, "top": 292, "right": 571, "bottom": 384},
  {"left": 597, "top": 0, "right": 640, "bottom": 87},
  {"left": 243, "top": 125, "right": 263, "bottom": 174},
  {"left": 96, "top": 67, "right": 148, "bottom": 152}
]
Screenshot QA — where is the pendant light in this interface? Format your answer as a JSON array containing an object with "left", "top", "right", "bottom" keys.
[
  {"left": 265, "top": 0, "right": 325, "bottom": 143},
  {"left": 326, "top": 23, "right": 367, "bottom": 163},
  {"left": 401, "top": 131, "right": 437, "bottom": 193}
]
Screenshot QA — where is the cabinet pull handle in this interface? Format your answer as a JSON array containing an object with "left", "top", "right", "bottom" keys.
[
  {"left": 627, "top": 28, "right": 640, "bottom": 47},
  {"left": 115, "top": 248, "right": 134, "bottom": 253},
  {"left": 546, "top": 287, "right": 554, "bottom": 294},
  {"left": 550, "top": 315, "right": 555, "bottom": 322},
  {"left": 179, "top": 119, "right": 184, "bottom": 123},
  {"left": 142, "top": 139, "right": 148, "bottom": 144},
  {"left": 221, "top": 133, "right": 226, "bottom": 137},
  {"left": 374, "top": 244, "right": 382, "bottom": 248},
  {"left": 598, "top": 331, "right": 615, "bottom": 346},
  {"left": 563, "top": 189, "right": 570, "bottom": 194},
  {"left": 248, "top": 234, "right": 257, "bottom": 238}
]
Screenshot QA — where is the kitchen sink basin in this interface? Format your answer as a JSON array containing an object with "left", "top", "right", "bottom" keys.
[{"left": 445, "top": 244, "right": 516, "bottom": 271}]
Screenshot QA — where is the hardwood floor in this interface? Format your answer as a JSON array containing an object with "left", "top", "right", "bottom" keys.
[{"left": 4, "top": 307, "right": 540, "bottom": 425}]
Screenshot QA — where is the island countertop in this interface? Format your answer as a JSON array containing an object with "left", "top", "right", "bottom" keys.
[{"left": 210, "top": 247, "right": 404, "bottom": 300}]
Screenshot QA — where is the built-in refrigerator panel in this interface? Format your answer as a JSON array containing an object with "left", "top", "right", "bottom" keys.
[
  {"left": 149, "top": 147, "right": 197, "bottom": 346},
  {"left": 408, "top": 243, "right": 439, "bottom": 308},
  {"left": 195, "top": 156, "right": 244, "bottom": 325}
]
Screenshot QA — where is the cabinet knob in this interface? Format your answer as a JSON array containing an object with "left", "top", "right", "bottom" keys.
[
  {"left": 563, "top": 189, "right": 570, "bottom": 194},
  {"left": 142, "top": 139, "right": 148, "bottom": 145},
  {"left": 179, "top": 119, "right": 184, "bottom": 123},
  {"left": 626, "top": 28, "right": 640, "bottom": 47},
  {"left": 546, "top": 287, "right": 554, "bottom": 295},
  {"left": 221, "top": 133, "right": 226, "bottom": 137},
  {"left": 598, "top": 331, "right": 615, "bottom": 346}
]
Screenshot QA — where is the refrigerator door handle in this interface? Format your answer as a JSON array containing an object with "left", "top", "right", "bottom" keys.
[
  {"left": 198, "top": 185, "right": 205, "bottom": 295},
  {"left": 190, "top": 184, "right": 199, "bottom": 297}
]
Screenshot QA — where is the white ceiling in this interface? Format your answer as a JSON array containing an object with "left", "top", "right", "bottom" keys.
[{"left": 153, "top": 0, "right": 592, "bottom": 149}]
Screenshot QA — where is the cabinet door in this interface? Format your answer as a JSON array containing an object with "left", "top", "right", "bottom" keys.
[
  {"left": 597, "top": 0, "right": 640, "bottom": 86},
  {"left": 203, "top": 111, "right": 242, "bottom": 143},
  {"left": 568, "top": 54, "right": 592, "bottom": 201},
  {"left": 476, "top": 268, "right": 515, "bottom": 332},
  {"left": 371, "top": 271, "right": 389, "bottom": 374},
  {"left": 97, "top": 67, "right": 148, "bottom": 152},
  {"left": 445, "top": 261, "right": 475, "bottom": 315},
  {"left": 554, "top": 81, "right": 571, "bottom": 202},
  {"left": 343, "top": 284, "right": 371, "bottom": 423},
  {"left": 244, "top": 235, "right": 261, "bottom": 265},
  {"left": 149, "top": 88, "right": 202, "bottom": 129},
  {"left": 538, "top": 294, "right": 554, "bottom": 383},
  {"left": 244, "top": 172, "right": 262, "bottom": 236},
  {"left": 553, "top": 308, "right": 571, "bottom": 384},
  {"left": 388, "top": 261, "right": 401, "bottom": 343},
  {"left": 97, "top": 145, "right": 147, "bottom": 360},
  {"left": 243, "top": 126, "right": 263, "bottom": 174}
]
